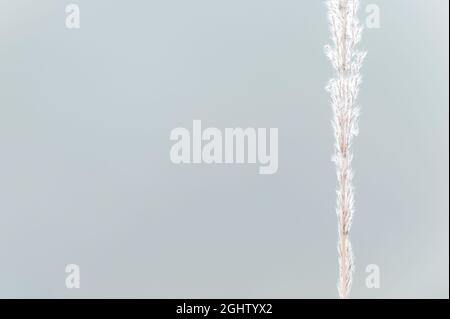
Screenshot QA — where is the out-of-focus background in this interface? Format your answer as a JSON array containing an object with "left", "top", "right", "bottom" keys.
[{"left": 0, "top": 0, "right": 448, "bottom": 298}]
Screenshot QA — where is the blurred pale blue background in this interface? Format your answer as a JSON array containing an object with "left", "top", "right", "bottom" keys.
[{"left": 0, "top": 0, "right": 448, "bottom": 298}]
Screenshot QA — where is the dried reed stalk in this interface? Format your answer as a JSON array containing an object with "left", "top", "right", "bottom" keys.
[{"left": 325, "top": 0, "right": 366, "bottom": 299}]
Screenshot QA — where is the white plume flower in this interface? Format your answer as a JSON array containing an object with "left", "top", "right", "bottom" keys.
[{"left": 325, "top": 0, "right": 366, "bottom": 299}]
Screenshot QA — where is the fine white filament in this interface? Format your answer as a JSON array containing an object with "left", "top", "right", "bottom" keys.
[{"left": 325, "top": 0, "right": 366, "bottom": 298}]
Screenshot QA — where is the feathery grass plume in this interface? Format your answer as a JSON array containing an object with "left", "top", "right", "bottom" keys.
[{"left": 325, "top": 0, "right": 366, "bottom": 299}]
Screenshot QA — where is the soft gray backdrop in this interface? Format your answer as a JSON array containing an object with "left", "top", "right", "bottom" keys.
[{"left": 0, "top": 0, "right": 448, "bottom": 298}]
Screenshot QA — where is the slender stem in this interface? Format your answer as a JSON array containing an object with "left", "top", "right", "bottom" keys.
[{"left": 326, "top": 0, "right": 365, "bottom": 299}]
